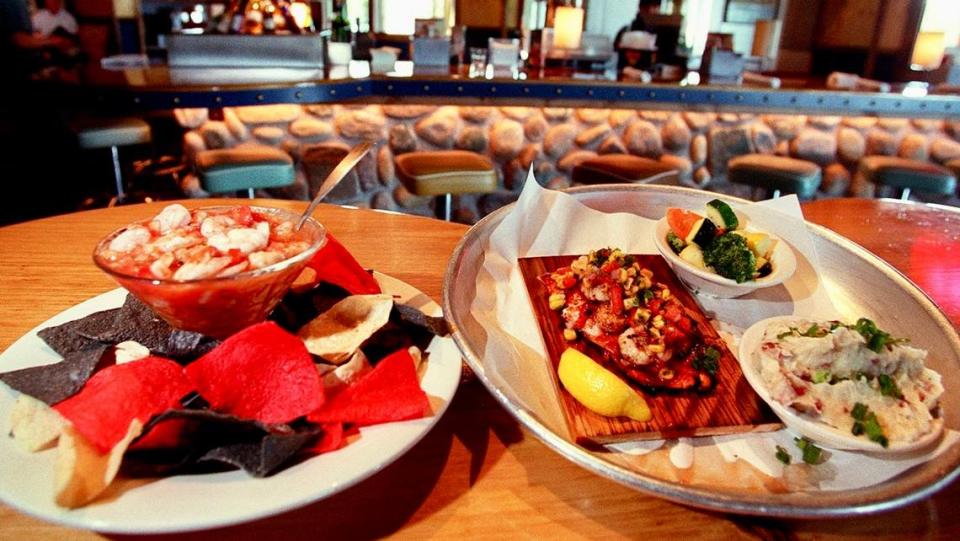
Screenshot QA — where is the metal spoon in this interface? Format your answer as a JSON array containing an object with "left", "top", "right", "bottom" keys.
[{"left": 296, "top": 141, "right": 374, "bottom": 230}]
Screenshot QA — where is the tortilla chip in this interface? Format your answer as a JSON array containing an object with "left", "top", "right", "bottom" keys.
[
  {"left": 54, "top": 420, "right": 142, "bottom": 509},
  {"left": 270, "top": 282, "right": 351, "bottom": 333},
  {"left": 306, "top": 233, "right": 382, "bottom": 295},
  {"left": 321, "top": 349, "right": 372, "bottom": 393},
  {"left": 37, "top": 308, "right": 119, "bottom": 356},
  {"left": 0, "top": 344, "right": 111, "bottom": 405},
  {"left": 393, "top": 303, "right": 450, "bottom": 337},
  {"left": 197, "top": 429, "right": 319, "bottom": 477},
  {"left": 308, "top": 348, "right": 429, "bottom": 427},
  {"left": 54, "top": 357, "right": 193, "bottom": 453},
  {"left": 297, "top": 294, "right": 394, "bottom": 364},
  {"left": 185, "top": 322, "right": 324, "bottom": 424},
  {"left": 9, "top": 394, "right": 66, "bottom": 452},
  {"left": 97, "top": 295, "right": 219, "bottom": 362}
]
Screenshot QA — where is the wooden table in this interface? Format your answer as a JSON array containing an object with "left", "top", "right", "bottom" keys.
[{"left": 0, "top": 198, "right": 958, "bottom": 540}]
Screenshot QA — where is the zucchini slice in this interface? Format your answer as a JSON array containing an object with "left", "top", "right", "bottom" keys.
[
  {"left": 684, "top": 218, "right": 719, "bottom": 249},
  {"left": 666, "top": 231, "right": 686, "bottom": 254},
  {"left": 705, "top": 199, "right": 739, "bottom": 230},
  {"left": 679, "top": 244, "right": 706, "bottom": 268}
]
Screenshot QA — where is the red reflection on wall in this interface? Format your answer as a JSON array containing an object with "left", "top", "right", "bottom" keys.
[{"left": 908, "top": 230, "right": 960, "bottom": 325}]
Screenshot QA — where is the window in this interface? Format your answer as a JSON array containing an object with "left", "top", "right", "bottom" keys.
[{"left": 377, "top": 0, "right": 451, "bottom": 35}]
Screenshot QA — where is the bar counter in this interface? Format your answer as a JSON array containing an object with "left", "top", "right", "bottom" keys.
[{"left": 37, "top": 60, "right": 960, "bottom": 118}]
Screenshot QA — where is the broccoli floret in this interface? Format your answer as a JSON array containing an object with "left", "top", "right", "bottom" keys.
[{"left": 703, "top": 233, "right": 756, "bottom": 283}]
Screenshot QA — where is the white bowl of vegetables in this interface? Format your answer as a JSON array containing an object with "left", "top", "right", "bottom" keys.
[{"left": 653, "top": 199, "right": 797, "bottom": 298}]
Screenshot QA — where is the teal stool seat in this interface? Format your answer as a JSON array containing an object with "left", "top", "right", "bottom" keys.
[
  {"left": 196, "top": 146, "right": 295, "bottom": 197},
  {"left": 728, "top": 154, "right": 822, "bottom": 200},
  {"left": 72, "top": 116, "right": 152, "bottom": 203},
  {"left": 860, "top": 156, "right": 957, "bottom": 200}
]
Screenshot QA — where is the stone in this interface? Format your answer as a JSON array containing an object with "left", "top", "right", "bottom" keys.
[
  {"left": 865, "top": 130, "right": 897, "bottom": 156},
  {"left": 382, "top": 105, "right": 434, "bottom": 119},
  {"left": 543, "top": 107, "right": 572, "bottom": 121},
  {"left": 764, "top": 115, "right": 806, "bottom": 140},
  {"left": 455, "top": 125, "right": 488, "bottom": 152},
  {"left": 877, "top": 118, "right": 909, "bottom": 133},
  {"left": 305, "top": 105, "right": 334, "bottom": 118},
  {"left": 478, "top": 191, "right": 519, "bottom": 216},
  {"left": 371, "top": 191, "right": 394, "bottom": 210},
  {"left": 947, "top": 120, "right": 960, "bottom": 140},
  {"left": 489, "top": 119, "right": 524, "bottom": 160},
  {"left": 775, "top": 140, "right": 790, "bottom": 156},
  {"left": 842, "top": 116, "right": 877, "bottom": 130},
  {"left": 820, "top": 163, "right": 851, "bottom": 196},
  {"left": 790, "top": 128, "right": 836, "bottom": 165},
  {"left": 504, "top": 159, "right": 527, "bottom": 191},
  {"left": 500, "top": 106, "right": 532, "bottom": 120},
  {"left": 640, "top": 111, "right": 672, "bottom": 123},
  {"left": 662, "top": 115, "right": 692, "bottom": 151},
  {"left": 223, "top": 108, "right": 249, "bottom": 141},
  {"left": 234, "top": 104, "right": 301, "bottom": 124},
  {"left": 708, "top": 125, "right": 753, "bottom": 173},
  {"left": 693, "top": 166, "right": 712, "bottom": 188},
  {"left": 393, "top": 184, "right": 431, "bottom": 209},
  {"left": 289, "top": 117, "right": 333, "bottom": 142},
  {"left": 738, "top": 114, "right": 756, "bottom": 122},
  {"left": 558, "top": 150, "right": 597, "bottom": 173},
  {"left": 535, "top": 161, "right": 557, "bottom": 182},
  {"left": 543, "top": 124, "right": 577, "bottom": 158},
  {"left": 658, "top": 154, "right": 693, "bottom": 182},
  {"left": 524, "top": 114, "right": 547, "bottom": 142},
  {"left": 174, "top": 108, "right": 208, "bottom": 129},
  {"left": 199, "top": 121, "right": 233, "bottom": 149},
  {"left": 252, "top": 126, "right": 285, "bottom": 145},
  {"left": 302, "top": 144, "right": 361, "bottom": 203},
  {"left": 546, "top": 175, "right": 571, "bottom": 190},
  {"left": 609, "top": 109, "right": 636, "bottom": 130},
  {"left": 182, "top": 131, "right": 205, "bottom": 164},
  {"left": 377, "top": 146, "right": 394, "bottom": 186},
  {"left": 717, "top": 113, "right": 741, "bottom": 124},
  {"left": 930, "top": 137, "right": 960, "bottom": 163},
  {"left": 598, "top": 136, "right": 627, "bottom": 155},
  {"left": 898, "top": 133, "right": 929, "bottom": 161},
  {"left": 751, "top": 123, "right": 776, "bottom": 154},
  {"left": 575, "top": 124, "right": 612, "bottom": 148},
  {"left": 808, "top": 115, "right": 841, "bottom": 130},
  {"left": 415, "top": 109, "right": 458, "bottom": 148},
  {"left": 683, "top": 112, "right": 715, "bottom": 133},
  {"left": 690, "top": 134, "right": 708, "bottom": 165},
  {"left": 459, "top": 106, "right": 495, "bottom": 123},
  {"left": 356, "top": 149, "right": 379, "bottom": 192},
  {"left": 335, "top": 108, "right": 386, "bottom": 140},
  {"left": 623, "top": 120, "right": 663, "bottom": 158},
  {"left": 519, "top": 144, "right": 541, "bottom": 169},
  {"left": 576, "top": 108, "right": 609, "bottom": 125},
  {"left": 389, "top": 124, "right": 418, "bottom": 154},
  {"left": 911, "top": 119, "right": 942, "bottom": 133},
  {"left": 281, "top": 139, "right": 301, "bottom": 163},
  {"left": 837, "top": 127, "right": 866, "bottom": 163}
]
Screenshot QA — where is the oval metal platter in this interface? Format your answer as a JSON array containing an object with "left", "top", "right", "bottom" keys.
[{"left": 441, "top": 184, "right": 960, "bottom": 518}]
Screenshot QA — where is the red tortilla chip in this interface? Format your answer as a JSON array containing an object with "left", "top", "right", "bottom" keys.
[
  {"left": 306, "top": 233, "right": 381, "bottom": 295},
  {"left": 308, "top": 349, "right": 428, "bottom": 427},
  {"left": 185, "top": 322, "right": 323, "bottom": 424},
  {"left": 306, "top": 423, "right": 346, "bottom": 454},
  {"left": 54, "top": 357, "right": 192, "bottom": 454}
]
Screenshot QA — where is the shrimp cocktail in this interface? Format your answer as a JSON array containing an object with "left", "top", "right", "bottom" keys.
[{"left": 94, "top": 204, "right": 326, "bottom": 339}]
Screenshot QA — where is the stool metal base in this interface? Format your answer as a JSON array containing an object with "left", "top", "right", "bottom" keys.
[{"left": 110, "top": 145, "right": 125, "bottom": 199}]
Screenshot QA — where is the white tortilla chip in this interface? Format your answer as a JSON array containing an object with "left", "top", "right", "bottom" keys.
[
  {"left": 297, "top": 294, "right": 394, "bottom": 364},
  {"left": 10, "top": 394, "right": 65, "bottom": 452},
  {"left": 54, "top": 419, "right": 142, "bottom": 509},
  {"left": 322, "top": 349, "right": 373, "bottom": 393}
]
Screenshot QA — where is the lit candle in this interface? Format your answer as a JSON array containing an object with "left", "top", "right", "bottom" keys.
[
  {"left": 912, "top": 31, "right": 946, "bottom": 70},
  {"left": 553, "top": 6, "right": 584, "bottom": 50}
]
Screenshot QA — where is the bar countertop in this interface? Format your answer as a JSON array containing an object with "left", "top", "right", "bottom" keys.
[{"left": 34, "top": 59, "right": 960, "bottom": 118}]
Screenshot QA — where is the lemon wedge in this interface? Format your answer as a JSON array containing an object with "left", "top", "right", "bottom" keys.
[{"left": 558, "top": 348, "right": 652, "bottom": 422}]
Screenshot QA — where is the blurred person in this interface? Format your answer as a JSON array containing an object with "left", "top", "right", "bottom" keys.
[
  {"left": 31, "top": 0, "right": 78, "bottom": 39},
  {"left": 614, "top": 0, "right": 661, "bottom": 71}
]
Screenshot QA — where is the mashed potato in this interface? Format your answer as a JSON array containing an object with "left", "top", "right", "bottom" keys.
[{"left": 757, "top": 319, "right": 943, "bottom": 446}]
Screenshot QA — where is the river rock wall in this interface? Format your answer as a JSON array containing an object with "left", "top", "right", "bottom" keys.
[{"left": 176, "top": 104, "right": 960, "bottom": 222}]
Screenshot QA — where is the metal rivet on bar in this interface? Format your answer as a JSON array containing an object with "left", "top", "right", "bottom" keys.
[
  {"left": 736, "top": 94, "right": 743, "bottom": 101},
  {"left": 356, "top": 86, "right": 363, "bottom": 93},
  {"left": 173, "top": 97, "right": 180, "bottom": 104},
  {"left": 457, "top": 86, "right": 464, "bottom": 92},
  {"left": 491, "top": 86, "right": 497, "bottom": 93},
  {"left": 215, "top": 96, "right": 222, "bottom": 103},
  {"left": 423, "top": 85, "right": 430, "bottom": 91},
  {"left": 330, "top": 89, "right": 337, "bottom": 95},
  {"left": 618, "top": 90, "right": 625, "bottom": 97},
  {"left": 587, "top": 89, "right": 594, "bottom": 96},
  {"left": 256, "top": 94, "right": 264, "bottom": 101},
  {"left": 295, "top": 91, "right": 302, "bottom": 99},
  {"left": 556, "top": 88, "right": 562, "bottom": 95},
  {"left": 387, "top": 84, "right": 394, "bottom": 91}
]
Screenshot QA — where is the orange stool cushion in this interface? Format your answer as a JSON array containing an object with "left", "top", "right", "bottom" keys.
[
  {"left": 572, "top": 155, "right": 678, "bottom": 185},
  {"left": 395, "top": 151, "right": 497, "bottom": 196}
]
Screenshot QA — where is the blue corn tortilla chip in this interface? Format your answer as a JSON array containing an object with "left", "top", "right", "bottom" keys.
[
  {"left": 360, "top": 303, "right": 448, "bottom": 364},
  {"left": 96, "top": 295, "right": 219, "bottom": 363},
  {"left": 0, "top": 344, "right": 111, "bottom": 405},
  {"left": 37, "top": 308, "right": 119, "bottom": 356},
  {"left": 269, "top": 282, "right": 351, "bottom": 333}
]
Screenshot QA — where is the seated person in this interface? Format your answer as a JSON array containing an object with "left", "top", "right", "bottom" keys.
[
  {"left": 31, "top": 0, "right": 77, "bottom": 39},
  {"left": 614, "top": 0, "right": 660, "bottom": 71},
  {"left": 1, "top": 0, "right": 78, "bottom": 73}
]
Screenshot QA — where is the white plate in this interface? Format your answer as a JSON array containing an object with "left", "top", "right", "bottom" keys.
[
  {"left": 652, "top": 217, "right": 797, "bottom": 298},
  {"left": 738, "top": 315, "right": 944, "bottom": 453},
  {"left": 0, "top": 273, "right": 461, "bottom": 534}
]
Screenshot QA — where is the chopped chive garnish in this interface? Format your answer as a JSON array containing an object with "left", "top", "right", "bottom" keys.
[
  {"left": 877, "top": 374, "right": 903, "bottom": 399},
  {"left": 775, "top": 445, "right": 791, "bottom": 465},
  {"left": 692, "top": 346, "right": 720, "bottom": 375},
  {"left": 812, "top": 369, "right": 831, "bottom": 384},
  {"left": 850, "top": 402, "right": 889, "bottom": 447},
  {"left": 794, "top": 437, "right": 823, "bottom": 465}
]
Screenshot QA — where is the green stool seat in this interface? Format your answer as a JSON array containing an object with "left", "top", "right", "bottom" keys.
[
  {"left": 196, "top": 146, "right": 295, "bottom": 197},
  {"left": 395, "top": 150, "right": 497, "bottom": 221},
  {"left": 728, "top": 154, "right": 822, "bottom": 200},
  {"left": 860, "top": 156, "right": 956, "bottom": 200},
  {"left": 572, "top": 155, "right": 678, "bottom": 185}
]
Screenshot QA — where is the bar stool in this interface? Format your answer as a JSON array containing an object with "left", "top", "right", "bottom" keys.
[
  {"left": 728, "top": 154, "right": 822, "bottom": 200},
  {"left": 74, "top": 117, "right": 152, "bottom": 204},
  {"left": 572, "top": 155, "right": 679, "bottom": 185},
  {"left": 195, "top": 146, "right": 295, "bottom": 198},
  {"left": 395, "top": 150, "right": 497, "bottom": 221},
  {"left": 859, "top": 156, "right": 957, "bottom": 200}
]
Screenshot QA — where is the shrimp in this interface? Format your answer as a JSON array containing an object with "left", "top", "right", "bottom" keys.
[
  {"left": 207, "top": 226, "right": 269, "bottom": 255},
  {"left": 150, "top": 204, "right": 191, "bottom": 234},
  {"left": 248, "top": 250, "right": 284, "bottom": 269},
  {"left": 173, "top": 256, "right": 233, "bottom": 280},
  {"left": 108, "top": 226, "right": 150, "bottom": 253},
  {"left": 200, "top": 215, "right": 237, "bottom": 238}
]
